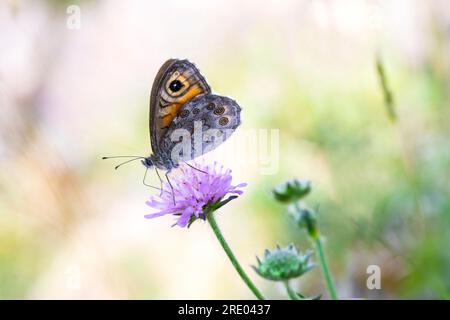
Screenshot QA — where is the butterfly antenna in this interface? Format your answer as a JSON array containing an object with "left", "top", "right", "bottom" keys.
[
  {"left": 102, "top": 155, "right": 147, "bottom": 170},
  {"left": 113, "top": 157, "right": 144, "bottom": 170},
  {"left": 102, "top": 155, "right": 146, "bottom": 160}
]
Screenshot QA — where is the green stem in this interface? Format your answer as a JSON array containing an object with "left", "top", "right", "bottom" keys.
[
  {"left": 283, "top": 281, "right": 300, "bottom": 300},
  {"left": 207, "top": 211, "right": 265, "bottom": 300},
  {"left": 376, "top": 54, "right": 396, "bottom": 122},
  {"left": 314, "top": 237, "right": 338, "bottom": 300}
]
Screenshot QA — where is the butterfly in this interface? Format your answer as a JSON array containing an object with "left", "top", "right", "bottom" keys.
[{"left": 104, "top": 59, "right": 241, "bottom": 187}]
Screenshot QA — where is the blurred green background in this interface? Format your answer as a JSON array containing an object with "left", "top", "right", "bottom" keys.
[{"left": 0, "top": 0, "right": 449, "bottom": 299}]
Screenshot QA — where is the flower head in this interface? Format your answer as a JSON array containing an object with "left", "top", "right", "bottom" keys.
[
  {"left": 145, "top": 162, "right": 246, "bottom": 228},
  {"left": 289, "top": 204, "right": 319, "bottom": 240},
  {"left": 253, "top": 244, "right": 315, "bottom": 281},
  {"left": 273, "top": 179, "right": 311, "bottom": 203}
]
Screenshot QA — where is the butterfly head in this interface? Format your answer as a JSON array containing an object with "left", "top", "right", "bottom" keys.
[
  {"left": 141, "top": 154, "right": 177, "bottom": 171},
  {"left": 142, "top": 156, "right": 154, "bottom": 168}
]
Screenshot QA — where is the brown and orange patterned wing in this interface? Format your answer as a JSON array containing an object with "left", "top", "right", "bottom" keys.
[{"left": 149, "top": 59, "right": 211, "bottom": 155}]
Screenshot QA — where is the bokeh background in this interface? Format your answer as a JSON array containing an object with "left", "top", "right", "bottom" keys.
[{"left": 1, "top": 0, "right": 449, "bottom": 299}]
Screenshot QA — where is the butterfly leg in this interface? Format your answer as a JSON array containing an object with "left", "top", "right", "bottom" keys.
[
  {"left": 165, "top": 170, "right": 176, "bottom": 205},
  {"left": 184, "top": 161, "right": 208, "bottom": 174},
  {"left": 142, "top": 166, "right": 162, "bottom": 191},
  {"left": 154, "top": 167, "right": 164, "bottom": 196}
]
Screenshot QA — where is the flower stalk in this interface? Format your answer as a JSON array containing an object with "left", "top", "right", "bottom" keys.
[
  {"left": 293, "top": 201, "right": 338, "bottom": 300},
  {"left": 283, "top": 281, "right": 300, "bottom": 300},
  {"left": 207, "top": 209, "right": 265, "bottom": 300},
  {"left": 313, "top": 235, "right": 338, "bottom": 300},
  {"left": 273, "top": 179, "right": 339, "bottom": 300}
]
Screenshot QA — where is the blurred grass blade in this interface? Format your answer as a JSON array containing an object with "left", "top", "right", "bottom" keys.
[{"left": 376, "top": 54, "right": 396, "bottom": 122}]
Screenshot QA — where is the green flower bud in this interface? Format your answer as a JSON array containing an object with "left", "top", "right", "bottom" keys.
[
  {"left": 289, "top": 203, "right": 320, "bottom": 240},
  {"left": 253, "top": 244, "right": 315, "bottom": 281},
  {"left": 273, "top": 179, "right": 311, "bottom": 203}
]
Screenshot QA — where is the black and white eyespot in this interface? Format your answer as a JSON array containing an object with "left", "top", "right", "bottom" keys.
[{"left": 169, "top": 80, "right": 184, "bottom": 92}]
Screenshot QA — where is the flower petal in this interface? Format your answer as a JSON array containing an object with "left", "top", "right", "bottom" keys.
[{"left": 176, "top": 206, "right": 195, "bottom": 227}]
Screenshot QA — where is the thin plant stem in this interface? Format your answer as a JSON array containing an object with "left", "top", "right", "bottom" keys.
[
  {"left": 293, "top": 201, "right": 338, "bottom": 299},
  {"left": 314, "top": 237, "right": 338, "bottom": 300},
  {"left": 376, "top": 54, "right": 396, "bottom": 122},
  {"left": 283, "top": 281, "right": 300, "bottom": 300},
  {"left": 207, "top": 211, "right": 265, "bottom": 300}
]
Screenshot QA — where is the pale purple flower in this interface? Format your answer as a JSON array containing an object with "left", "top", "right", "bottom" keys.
[{"left": 145, "top": 162, "right": 246, "bottom": 227}]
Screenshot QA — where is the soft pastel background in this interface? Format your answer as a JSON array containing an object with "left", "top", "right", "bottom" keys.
[{"left": 1, "top": 0, "right": 449, "bottom": 299}]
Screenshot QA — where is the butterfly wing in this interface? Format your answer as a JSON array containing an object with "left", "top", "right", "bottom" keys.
[
  {"left": 149, "top": 59, "right": 211, "bottom": 155},
  {"left": 159, "top": 94, "right": 241, "bottom": 165}
]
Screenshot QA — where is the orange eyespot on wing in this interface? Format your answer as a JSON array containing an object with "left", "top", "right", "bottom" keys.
[{"left": 149, "top": 59, "right": 211, "bottom": 154}]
